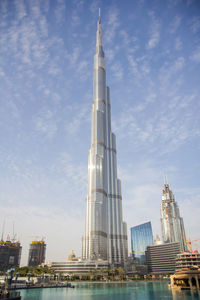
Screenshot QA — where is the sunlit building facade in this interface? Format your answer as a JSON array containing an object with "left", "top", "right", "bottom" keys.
[
  {"left": 160, "top": 180, "right": 187, "bottom": 252},
  {"left": 131, "top": 222, "right": 153, "bottom": 264},
  {"left": 82, "top": 16, "right": 128, "bottom": 265}
]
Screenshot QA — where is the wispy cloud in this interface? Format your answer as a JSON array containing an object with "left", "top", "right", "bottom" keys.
[
  {"left": 169, "top": 15, "right": 182, "bottom": 33},
  {"left": 54, "top": 0, "right": 66, "bottom": 24},
  {"left": 190, "top": 45, "right": 200, "bottom": 62},
  {"left": 190, "top": 16, "right": 200, "bottom": 33},
  {"left": 147, "top": 11, "right": 160, "bottom": 49},
  {"left": 66, "top": 104, "right": 90, "bottom": 135},
  {"left": 175, "top": 37, "right": 182, "bottom": 50},
  {"left": 105, "top": 6, "right": 120, "bottom": 43},
  {"left": 111, "top": 62, "right": 124, "bottom": 81},
  {"left": 34, "top": 109, "right": 58, "bottom": 138},
  {"left": 89, "top": 0, "right": 100, "bottom": 14}
]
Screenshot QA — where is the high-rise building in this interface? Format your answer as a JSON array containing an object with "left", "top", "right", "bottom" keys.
[
  {"left": 28, "top": 240, "right": 46, "bottom": 266},
  {"left": 131, "top": 221, "right": 153, "bottom": 264},
  {"left": 0, "top": 240, "right": 22, "bottom": 271},
  {"left": 160, "top": 179, "right": 187, "bottom": 251},
  {"left": 146, "top": 241, "right": 181, "bottom": 275},
  {"left": 82, "top": 16, "right": 128, "bottom": 265}
]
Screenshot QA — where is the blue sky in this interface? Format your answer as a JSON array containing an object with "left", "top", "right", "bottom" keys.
[{"left": 0, "top": 0, "right": 200, "bottom": 265}]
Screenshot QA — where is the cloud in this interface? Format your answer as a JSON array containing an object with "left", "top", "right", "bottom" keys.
[
  {"left": 34, "top": 109, "right": 58, "bottom": 138},
  {"left": 89, "top": 0, "right": 100, "bottom": 14},
  {"left": 175, "top": 37, "right": 182, "bottom": 50},
  {"left": 147, "top": 12, "right": 160, "bottom": 49},
  {"left": 190, "top": 45, "right": 200, "bottom": 62},
  {"left": 66, "top": 104, "right": 90, "bottom": 135},
  {"left": 105, "top": 6, "right": 120, "bottom": 43},
  {"left": 111, "top": 62, "right": 124, "bottom": 81},
  {"left": 54, "top": 0, "right": 66, "bottom": 24},
  {"left": 127, "top": 55, "right": 138, "bottom": 77},
  {"left": 169, "top": 15, "right": 182, "bottom": 33},
  {"left": 159, "top": 56, "right": 185, "bottom": 91},
  {"left": 190, "top": 16, "right": 200, "bottom": 33}
]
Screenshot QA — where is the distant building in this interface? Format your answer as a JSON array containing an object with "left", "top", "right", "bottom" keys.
[
  {"left": 28, "top": 240, "right": 46, "bottom": 266},
  {"left": 68, "top": 250, "right": 76, "bottom": 261},
  {"left": 131, "top": 221, "right": 153, "bottom": 264},
  {"left": 146, "top": 241, "right": 181, "bottom": 275},
  {"left": 160, "top": 179, "right": 187, "bottom": 251},
  {"left": 176, "top": 252, "right": 200, "bottom": 271},
  {"left": 51, "top": 251, "right": 109, "bottom": 276},
  {"left": 0, "top": 240, "right": 22, "bottom": 271}
]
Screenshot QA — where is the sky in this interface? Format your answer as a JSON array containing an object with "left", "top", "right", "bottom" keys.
[{"left": 0, "top": 0, "right": 200, "bottom": 266}]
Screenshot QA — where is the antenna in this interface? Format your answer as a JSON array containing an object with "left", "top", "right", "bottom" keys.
[
  {"left": 98, "top": 7, "right": 101, "bottom": 22},
  {"left": 12, "top": 221, "right": 17, "bottom": 242},
  {"left": 13, "top": 222, "right": 14, "bottom": 241},
  {"left": 1, "top": 220, "right": 5, "bottom": 241},
  {"left": 164, "top": 174, "right": 168, "bottom": 185}
]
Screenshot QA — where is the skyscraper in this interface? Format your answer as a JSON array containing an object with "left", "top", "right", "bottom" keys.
[
  {"left": 131, "top": 221, "right": 153, "bottom": 264},
  {"left": 28, "top": 240, "right": 46, "bottom": 266},
  {"left": 0, "top": 240, "right": 22, "bottom": 271},
  {"left": 160, "top": 179, "right": 187, "bottom": 251},
  {"left": 82, "top": 16, "right": 128, "bottom": 265}
]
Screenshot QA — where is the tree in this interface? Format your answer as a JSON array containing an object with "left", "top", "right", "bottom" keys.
[{"left": 117, "top": 267, "right": 125, "bottom": 281}]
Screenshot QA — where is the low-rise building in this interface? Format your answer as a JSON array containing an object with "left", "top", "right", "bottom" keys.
[
  {"left": 50, "top": 251, "right": 109, "bottom": 276},
  {"left": 146, "top": 241, "right": 181, "bottom": 275},
  {"left": 176, "top": 251, "right": 200, "bottom": 271}
]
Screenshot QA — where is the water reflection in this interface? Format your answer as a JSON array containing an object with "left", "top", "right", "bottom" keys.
[
  {"left": 171, "top": 288, "right": 200, "bottom": 300},
  {"left": 19, "top": 282, "right": 200, "bottom": 300},
  {"left": 21, "top": 287, "right": 44, "bottom": 300}
]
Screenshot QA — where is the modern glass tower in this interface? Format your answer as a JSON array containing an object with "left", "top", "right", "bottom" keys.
[
  {"left": 160, "top": 179, "right": 187, "bottom": 252},
  {"left": 82, "top": 16, "right": 128, "bottom": 265},
  {"left": 131, "top": 221, "right": 153, "bottom": 264}
]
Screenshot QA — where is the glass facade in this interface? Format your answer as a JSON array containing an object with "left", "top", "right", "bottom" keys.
[{"left": 131, "top": 222, "right": 153, "bottom": 264}]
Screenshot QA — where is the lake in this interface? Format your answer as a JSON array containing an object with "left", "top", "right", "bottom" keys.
[{"left": 19, "top": 281, "right": 200, "bottom": 300}]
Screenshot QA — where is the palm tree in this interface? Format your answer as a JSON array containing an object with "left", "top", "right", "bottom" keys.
[{"left": 117, "top": 267, "right": 125, "bottom": 281}]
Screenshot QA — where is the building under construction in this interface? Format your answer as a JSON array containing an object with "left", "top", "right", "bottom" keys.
[
  {"left": 28, "top": 240, "right": 46, "bottom": 266},
  {"left": 0, "top": 240, "right": 22, "bottom": 271}
]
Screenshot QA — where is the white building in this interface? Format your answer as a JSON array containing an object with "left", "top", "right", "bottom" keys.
[
  {"left": 160, "top": 180, "right": 187, "bottom": 251},
  {"left": 82, "top": 16, "right": 128, "bottom": 265}
]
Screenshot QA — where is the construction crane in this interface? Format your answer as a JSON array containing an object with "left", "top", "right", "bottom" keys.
[
  {"left": 183, "top": 237, "right": 200, "bottom": 253},
  {"left": 28, "top": 236, "right": 46, "bottom": 242}
]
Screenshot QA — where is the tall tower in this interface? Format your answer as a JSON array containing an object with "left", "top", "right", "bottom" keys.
[
  {"left": 82, "top": 16, "right": 128, "bottom": 265},
  {"left": 160, "top": 179, "right": 187, "bottom": 252}
]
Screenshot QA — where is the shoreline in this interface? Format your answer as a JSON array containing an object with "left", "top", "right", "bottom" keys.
[{"left": 10, "top": 279, "right": 170, "bottom": 290}]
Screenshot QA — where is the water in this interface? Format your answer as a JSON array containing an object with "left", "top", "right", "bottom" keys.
[{"left": 19, "top": 281, "right": 200, "bottom": 300}]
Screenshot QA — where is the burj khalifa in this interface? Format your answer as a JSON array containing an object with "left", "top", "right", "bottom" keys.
[{"left": 82, "top": 16, "right": 128, "bottom": 265}]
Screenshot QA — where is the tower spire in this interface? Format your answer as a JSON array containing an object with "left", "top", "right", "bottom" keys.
[
  {"left": 96, "top": 11, "right": 104, "bottom": 56},
  {"left": 164, "top": 174, "right": 168, "bottom": 185}
]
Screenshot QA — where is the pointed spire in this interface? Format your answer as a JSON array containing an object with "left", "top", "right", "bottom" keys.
[
  {"left": 96, "top": 10, "right": 104, "bottom": 56},
  {"left": 164, "top": 175, "right": 168, "bottom": 185}
]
